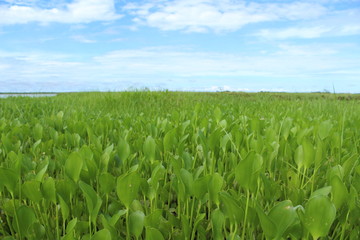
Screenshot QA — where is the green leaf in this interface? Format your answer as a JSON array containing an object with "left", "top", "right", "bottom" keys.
[
  {"left": 130, "top": 211, "right": 145, "bottom": 238},
  {"left": 294, "top": 145, "right": 304, "bottom": 169},
  {"left": 33, "top": 123, "right": 43, "bottom": 141},
  {"left": 66, "top": 218, "right": 78, "bottom": 234},
  {"left": 143, "top": 136, "right": 156, "bottom": 162},
  {"left": 149, "top": 163, "right": 165, "bottom": 188},
  {"left": 109, "top": 209, "right": 127, "bottom": 226},
  {"left": 100, "top": 145, "right": 113, "bottom": 173},
  {"left": 91, "top": 229, "right": 112, "bottom": 240},
  {"left": 193, "top": 175, "right": 210, "bottom": 200},
  {"left": 219, "top": 192, "right": 244, "bottom": 224},
  {"left": 310, "top": 186, "right": 332, "bottom": 199},
  {"left": 99, "top": 173, "right": 116, "bottom": 194},
  {"left": 302, "top": 138, "right": 314, "bottom": 168},
  {"left": 146, "top": 227, "right": 165, "bottom": 240},
  {"left": 303, "top": 195, "right": 336, "bottom": 240},
  {"left": 179, "top": 168, "right": 194, "bottom": 196},
  {"left": 65, "top": 152, "right": 83, "bottom": 182},
  {"left": 331, "top": 175, "right": 348, "bottom": 209},
  {"left": 58, "top": 194, "right": 70, "bottom": 221},
  {"left": 22, "top": 180, "right": 43, "bottom": 203},
  {"left": 116, "top": 172, "right": 141, "bottom": 208},
  {"left": 35, "top": 159, "right": 49, "bottom": 182},
  {"left": 208, "top": 173, "right": 223, "bottom": 205},
  {"left": 268, "top": 200, "right": 298, "bottom": 238},
  {"left": 211, "top": 209, "right": 225, "bottom": 240},
  {"left": 255, "top": 205, "right": 277, "bottom": 239},
  {"left": 163, "top": 129, "right": 177, "bottom": 152},
  {"left": 318, "top": 120, "right": 332, "bottom": 140},
  {"left": 235, "top": 152, "right": 263, "bottom": 192},
  {"left": 0, "top": 167, "right": 18, "bottom": 194},
  {"left": 79, "top": 181, "right": 102, "bottom": 224},
  {"left": 28, "top": 222, "right": 46, "bottom": 240},
  {"left": 214, "top": 107, "right": 222, "bottom": 123},
  {"left": 13, "top": 206, "right": 37, "bottom": 237},
  {"left": 118, "top": 138, "right": 130, "bottom": 163}
]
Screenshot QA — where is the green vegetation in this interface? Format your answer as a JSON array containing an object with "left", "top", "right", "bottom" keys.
[{"left": 0, "top": 91, "right": 359, "bottom": 239}]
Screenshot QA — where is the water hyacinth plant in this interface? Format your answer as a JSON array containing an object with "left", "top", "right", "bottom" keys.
[{"left": 0, "top": 91, "right": 359, "bottom": 239}]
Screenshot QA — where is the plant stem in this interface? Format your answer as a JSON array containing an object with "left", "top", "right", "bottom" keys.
[
  {"left": 242, "top": 189, "right": 250, "bottom": 240},
  {"left": 126, "top": 208, "right": 130, "bottom": 240}
]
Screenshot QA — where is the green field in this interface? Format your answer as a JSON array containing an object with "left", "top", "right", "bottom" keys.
[{"left": 0, "top": 91, "right": 359, "bottom": 239}]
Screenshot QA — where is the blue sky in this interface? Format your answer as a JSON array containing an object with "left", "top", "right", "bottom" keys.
[{"left": 0, "top": 0, "right": 359, "bottom": 93}]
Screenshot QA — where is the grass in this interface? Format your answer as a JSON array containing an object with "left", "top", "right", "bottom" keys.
[{"left": 0, "top": 91, "right": 359, "bottom": 239}]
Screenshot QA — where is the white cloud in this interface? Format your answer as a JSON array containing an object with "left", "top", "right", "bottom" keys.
[
  {"left": 205, "top": 85, "right": 251, "bottom": 92},
  {"left": 256, "top": 26, "right": 332, "bottom": 39},
  {"left": 256, "top": 24, "right": 360, "bottom": 39},
  {"left": 124, "top": 0, "right": 327, "bottom": 32},
  {"left": 255, "top": 8, "right": 360, "bottom": 39},
  {"left": 0, "top": 0, "right": 121, "bottom": 25},
  {"left": 276, "top": 44, "right": 338, "bottom": 56},
  {"left": 71, "top": 35, "right": 96, "bottom": 43},
  {"left": 1, "top": 46, "right": 359, "bottom": 92}
]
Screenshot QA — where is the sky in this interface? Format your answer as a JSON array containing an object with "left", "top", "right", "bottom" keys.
[{"left": 0, "top": 0, "right": 359, "bottom": 93}]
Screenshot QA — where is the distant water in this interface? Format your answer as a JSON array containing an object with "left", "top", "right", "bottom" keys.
[{"left": 0, "top": 93, "right": 57, "bottom": 98}]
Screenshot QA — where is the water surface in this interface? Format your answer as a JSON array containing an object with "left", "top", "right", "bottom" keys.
[{"left": 0, "top": 93, "right": 57, "bottom": 98}]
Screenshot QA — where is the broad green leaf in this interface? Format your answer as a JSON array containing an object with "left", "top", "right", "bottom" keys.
[
  {"left": 318, "top": 120, "right": 332, "bottom": 140},
  {"left": 146, "top": 227, "right": 164, "bottom": 240},
  {"left": 314, "top": 141, "right": 324, "bottom": 167},
  {"left": 193, "top": 213, "right": 206, "bottom": 234},
  {"left": 268, "top": 200, "right": 298, "bottom": 238},
  {"left": 219, "top": 192, "right": 244, "bottom": 224},
  {"left": 100, "top": 144, "right": 113, "bottom": 173},
  {"left": 143, "top": 136, "right": 156, "bottom": 162},
  {"left": 163, "top": 129, "right": 177, "bottom": 152},
  {"left": 22, "top": 180, "right": 43, "bottom": 202},
  {"left": 181, "top": 214, "right": 191, "bottom": 239},
  {"left": 214, "top": 107, "right": 222, "bottom": 123},
  {"left": 211, "top": 209, "right": 225, "bottom": 240},
  {"left": 209, "top": 173, "right": 223, "bottom": 205},
  {"left": 302, "top": 139, "right": 314, "bottom": 168},
  {"left": 330, "top": 175, "right": 348, "bottom": 209},
  {"left": 100, "top": 215, "right": 117, "bottom": 240},
  {"left": 310, "top": 186, "right": 332, "bottom": 199},
  {"left": 35, "top": 159, "right": 49, "bottom": 182},
  {"left": 281, "top": 117, "right": 293, "bottom": 140},
  {"left": 179, "top": 168, "right": 194, "bottom": 196},
  {"left": 79, "top": 181, "right": 102, "bottom": 224},
  {"left": 33, "top": 123, "right": 43, "bottom": 141},
  {"left": 220, "top": 134, "right": 230, "bottom": 151},
  {"left": 193, "top": 175, "right": 210, "bottom": 200},
  {"left": 99, "top": 173, "right": 116, "bottom": 194},
  {"left": 28, "top": 222, "right": 46, "bottom": 240},
  {"left": 116, "top": 172, "right": 141, "bottom": 208},
  {"left": 327, "top": 165, "right": 344, "bottom": 182},
  {"left": 13, "top": 206, "right": 37, "bottom": 237},
  {"left": 118, "top": 138, "right": 130, "bottom": 163},
  {"left": 219, "top": 119, "right": 227, "bottom": 129},
  {"left": 109, "top": 209, "right": 127, "bottom": 226},
  {"left": 255, "top": 205, "right": 277, "bottom": 239},
  {"left": 91, "top": 229, "right": 112, "bottom": 240},
  {"left": 58, "top": 194, "right": 69, "bottom": 221},
  {"left": 303, "top": 195, "right": 336, "bottom": 240},
  {"left": 66, "top": 218, "right": 78, "bottom": 234},
  {"left": 129, "top": 211, "right": 145, "bottom": 238},
  {"left": 294, "top": 145, "right": 304, "bottom": 169},
  {"left": 65, "top": 152, "right": 83, "bottom": 182},
  {"left": 0, "top": 167, "right": 18, "bottom": 194},
  {"left": 149, "top": 163, "right": 165, "bottom": 188},
  {"left": 235, "top": 152, "right": 263, "bottom": 191}
]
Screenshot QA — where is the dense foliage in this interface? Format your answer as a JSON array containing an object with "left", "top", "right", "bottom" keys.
[{"left": 0, "top": 91, "right": 359, "bottom": 239}]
